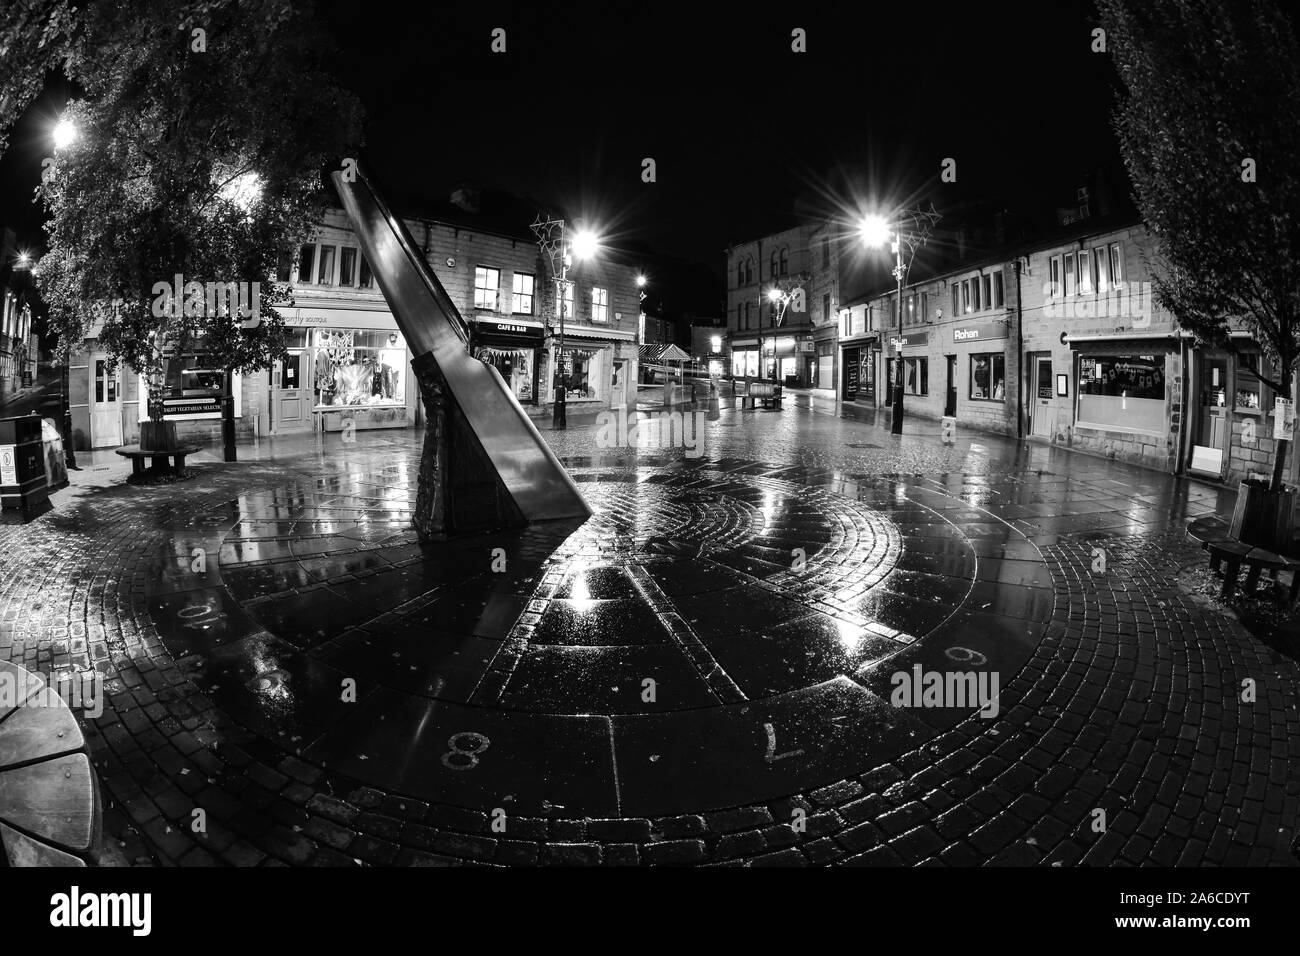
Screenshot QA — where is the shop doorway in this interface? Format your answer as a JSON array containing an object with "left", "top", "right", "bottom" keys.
[
  {"left": 1030, "top": 354, "right": 1054, "bottom": 438},
  {"left": 89, "top": 354, "right": 122, "bottom": 448},
  {"left": 862, "top": 350, "right": 876, "bottom": 404},
  {"left": 944, "top": 355, "right": 957, "bottom": 417},
  {"left": 1190, "top": 355, "right": 1229, "bottom": 475},
  {"left": 271, "top": 351, "right": 312, "bottom": 433},
  {"left": 611, "top": 359, "right": 627, "bottom": 408}
]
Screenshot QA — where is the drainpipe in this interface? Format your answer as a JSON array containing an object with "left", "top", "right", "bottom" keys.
[{"left": 1014, "top": 259, "right": 1024, "bottom": 439}]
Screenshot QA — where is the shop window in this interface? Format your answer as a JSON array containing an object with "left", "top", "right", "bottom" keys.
[
  {"left": 478, "top": 345, "right": 534, "bottom": 402},
  {"left": 904, "top": 357, "right": 928, "bottom": 396},
  {"left": 745, "top": 350, "right": 759, "bottom": 378},
  {"left": 1236, "top": 355, "right": 1266, "bottom": 413},
  {"left": 557, "top": 347, "right": 603, "bottom": 399},
  {"left": 970, "top": 353, "right": 1006, "bottom": 401},
  {"left": 312, "top": 329, "right": 407, "bottom": 409},
  {"left": 513, "top": 272, "right": 535, "bottom": 314},
  {"left": 474, "top": 267, "right": 500, "bottom": 311},
  {"left": 1077, "top": 354, "right": 1166, "bottom": 434},
  {"left": 339, "top": 247, "right": 357, "bottom": 287},
  {"left": 591, "top": 286, "right": 609, "bottom": 323}
]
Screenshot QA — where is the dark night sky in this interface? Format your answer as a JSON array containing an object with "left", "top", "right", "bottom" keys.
[{"left": 1, "top": 0, "right": 1123, "bottom": 305}]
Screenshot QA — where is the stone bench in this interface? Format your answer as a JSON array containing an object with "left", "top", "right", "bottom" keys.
[
  {"left": 115, "top": 443, "right": 201, "bottom": 477},
  {"left": 0, "top": 661, "right": 101, "bottom": 866},
  {"left": 1186, "top": 516, "right": 1300, "bottom": 605}
]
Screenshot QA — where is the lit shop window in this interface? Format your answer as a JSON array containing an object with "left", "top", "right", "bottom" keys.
[
  {"left": 1078, "top": 354, "right": 1166, "bottom": 434},
  {"left": 312, "top": 329, "right": 407, "bottom": 409},
  {"left": 970, "top": 353, "right": 1006, "bottom": 401}
]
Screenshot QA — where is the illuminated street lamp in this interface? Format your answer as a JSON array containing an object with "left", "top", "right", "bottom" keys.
[
  {"left": 858, "top": 204, "right": 942, "bottom": 434},
  {"left": 52, "top": 117, "right": 77, "bottom": 150},
  {"left": 531, "top": 216, "right": 601, "bottom": 429}
]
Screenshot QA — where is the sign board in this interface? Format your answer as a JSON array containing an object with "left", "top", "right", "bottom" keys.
[
  {"left": 888, "top": 331, "right": 930, "bottom": 351},
  {"left": 953, "top": 321, "right": 1009, "bottom": 342},
  {"left": 0, "top": 445, "right": 16, "bottom": 485},
  {"left": 1274, "top": 398, "right": 1296, "bottom": 441}
]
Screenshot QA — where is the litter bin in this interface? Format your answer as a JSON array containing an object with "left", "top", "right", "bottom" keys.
[{"left": 0, "top": 415, "right": 49, "bottom": 511}]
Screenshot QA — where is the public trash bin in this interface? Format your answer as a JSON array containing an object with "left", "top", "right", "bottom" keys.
[{"left": 0, "top": 415, "right": 50, "bottom": 512}]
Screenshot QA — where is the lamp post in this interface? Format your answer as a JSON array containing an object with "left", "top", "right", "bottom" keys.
[
  {"left": 858, "top": 205, "right": 942, "bottom": 435},
  {"left": 531, "top": 216, "right": 599, "bottom": 430}
]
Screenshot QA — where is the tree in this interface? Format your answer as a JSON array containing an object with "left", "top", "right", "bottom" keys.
[
  {"left": 1097, "top": 0, "right": 1300, "bottom": 490},
  {"left": 0, "top": 0, "right": 364, "bottom": 448}
]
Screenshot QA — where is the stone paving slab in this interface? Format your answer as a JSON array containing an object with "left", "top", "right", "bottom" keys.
[{"left": 1, "top": 405, "right": 1298, "bottom": 866}]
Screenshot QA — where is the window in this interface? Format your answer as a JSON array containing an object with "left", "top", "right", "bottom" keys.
[
  {"left": 316, "top": 244, "right": 336, "bottom": 285},
  {"left": 962, "top": 280, "right": 972, "bottom": 314},
  {"left": 1077, "top": 250, "right": 1092, "bottom": 294},
  {"left": 339, "top": 248, "right": 357, "bottom": 287},
  {"left": 591, "top": 286, "right": 609, "bottom": 322},
  {"left": 1236, "top": 354, "right": 1267, "bottom": 413},
  {"left": 992, "top": 271, "right": 1004, "bottom": 308},
  {"left": 276, "top": 250, "right": 293, "bottom": 283},
  {"left": 907, "top": 294, "right": 916, "bottom": 325},
  {"left": 1109, "top": 243, "right": 1123, "bottom": 289},
  {"left": 298, "top": 244, "right": 315, "bottom": 285},
  {"left": 1094, "top": 247, "right": 1109, "bottom": 293},
  {"left": 1077, "top": 354, "right": 1166, "bottom": 434},
  {"left": 1063, "top": 253, "right": 1076, "bottom": 296},
  {"left": 822, "top": 237, "right": 830, "bottom": 269},
  {"left": 737, "top": 261, "right": 744, "bottom": 286},
  {"left": 779, "top": 248, "right": 788, "bottom": 275},
  {"left": 513, "top": 272, "right": 535, "bottom": 314},
  {"left": 903, "top": 357, "right": 928, "bottom": 396},
  {"left": 980, "top": 274, "right": 992, "bottom": 311},
  {"left": 920, "top": 292, "right": 929, "bottom": 324},
  {"left": 951, "top": 283, "right": 960, "bottom": 316},
  {"left": 359, "top": 255, "right": 374, "bottom": 289},
  {"left": 562, "top": 280, "right": 575, "bottom": 320},
  {"left": 970, "top": 353, "right": 1006, "bottom": 401},
  {"left": 771, "top": 251, "right": 779, "bottom": 277},
  {"left": 745, "top": 302, "right": 751, "bottom": 328},
  {"left": 745, "top": 259, "right": 753, "bottom": 284},
  {"left": 823, "top": 293, "right": 831, "bottom": 323},
  {"left": 312, "top": 329, "right": 407, "bottom": 409},
  {"left": 474, "top": 266, "right": 500, "bottom": 311},
  {"left": 1049, "top": 256, "right": 1062, "bottom": 298}
]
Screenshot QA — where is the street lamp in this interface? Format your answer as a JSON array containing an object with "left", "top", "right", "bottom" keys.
[
  {"left": 52, "top": 118, "right": 77, "bottom": 150},
  {"left": 858, "top": 204, "right": 942, "bottom": 434},
  {"left": 530, "top": 216, "right": 600, "bottom": 429}
]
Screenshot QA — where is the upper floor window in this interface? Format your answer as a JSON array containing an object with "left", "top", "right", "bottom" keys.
[
  {"left": 359, "top": 255, "right": 374, "bottom": 289},
  {"left": 823, "top": 293, "right": 831, "bottom": 323},
  {"left": 822, "top": 237, "right": 831, "bottom": 269},
  {"left": 513, "top": 272, "right": 535, "bottom": 314},
  {"left": 591, "top": 286, "right": 609, "bottom": 322},
  {"left": 563, "top": 280, "right": 575, "bottom": 320},
  {"left": 992, "top": 271, "right": 1004, "bottom": 308},
  {"left": 980, "top": 274, "right": 991, "bottom": 310},
  {"left": 770, "top": 251, "right": 779, "bottom": 277},
  {"left": 737, "top": 261, "right": 744, "bottom": 286},
  {"left": 1093, "top": 248, "right": 1109, "bottom": 293},
  {"left": 951, "top": 282, "right": 959, "bottom": 316},
  {"left": 1076, "top": 250, "right": 1093, "bottom": 295},
  {"left": 1109, "top": 243, "right": 1123, "bottom": 289},
  {"left": 1063, "top": 253, "right": 1076, "bottom": 296},
  {"left": 746, "top": 259, "right": 754, "bottom": 284},
  {"left": 339, "top": 247, "right": 358, "bottom": 287},
  {"left": 779, "top": 248, "right": 788, "bottom": 275},
  {"left": 474, "top": 266, "right": 500, "bottom": 311},
  {"left": 316, "top": 245, "right": 336, "bottom": 285}
]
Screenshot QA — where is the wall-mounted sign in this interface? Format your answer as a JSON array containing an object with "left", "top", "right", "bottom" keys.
[
  {"left": 953, "top": 321, "right": 1009, "bottom": 342},
  {"left": 284, "top": 314, "right": 330, "bottom": 326},
  {"left": 888, "top": 331, "right": 930, "bottom": 350}
]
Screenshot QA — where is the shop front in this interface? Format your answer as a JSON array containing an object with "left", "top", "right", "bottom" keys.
[
  {"left": 730, "top": 337, "right": 760, "bottom": 381},
  {"left": 948, "top": 319, "right": 1014, "bottom": 435},
  {"left": 1067, "top": 333, "right": 1181, "bottom": 472},
  {"left": 813, "top": 330, "right": 837, "bottom": 393},
  {"left": 471, "top": 317, "right": 543, "bottom": 405},
  {"left": 542, "top": 326, "right": 637, "bottom": 411},
  {"left": 839, "top": 336, "right": 878, "bottom": 404},
  {"left": 1186, "top": 337, "right": 1291, "bottom": 484}
]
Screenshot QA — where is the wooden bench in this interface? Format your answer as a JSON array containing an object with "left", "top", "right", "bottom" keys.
[
  {"left": 115, "top": 443, "right": 201, "bottom": 477},
  {"left": 0, "top": 660, "right": 101, "bottom": 866},
  {"left": 1186, "top": 516, "right": 1300, "bottom": 605},
  {"left": 742, "top": 382, "right": 783, "bottom": 410}
]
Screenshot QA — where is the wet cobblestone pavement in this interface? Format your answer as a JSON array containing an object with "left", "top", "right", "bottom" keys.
[{"left": 2, "top": 397, "right": 1298, "bottom": 866}]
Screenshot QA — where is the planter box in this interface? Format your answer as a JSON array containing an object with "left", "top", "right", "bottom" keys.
[{"left": 1228, "top": 478, "right": 1297, "bottom": 553}]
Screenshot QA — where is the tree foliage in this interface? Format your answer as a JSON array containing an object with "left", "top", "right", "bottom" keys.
[
  {"left": 1097, "top": 0, "right": 1300, "bottom": 396},
  {"left": 0, "top": 0, "right": 364, "bottom": 399}
]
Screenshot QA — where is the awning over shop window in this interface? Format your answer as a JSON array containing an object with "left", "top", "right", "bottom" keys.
[{"left": 1063, "top": 332, "right": 1180, "bottom": 353}]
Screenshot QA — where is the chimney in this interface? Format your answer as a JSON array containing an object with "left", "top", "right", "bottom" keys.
[{"left": 450, "top": 185, "right": 481, "bottom": 213}]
